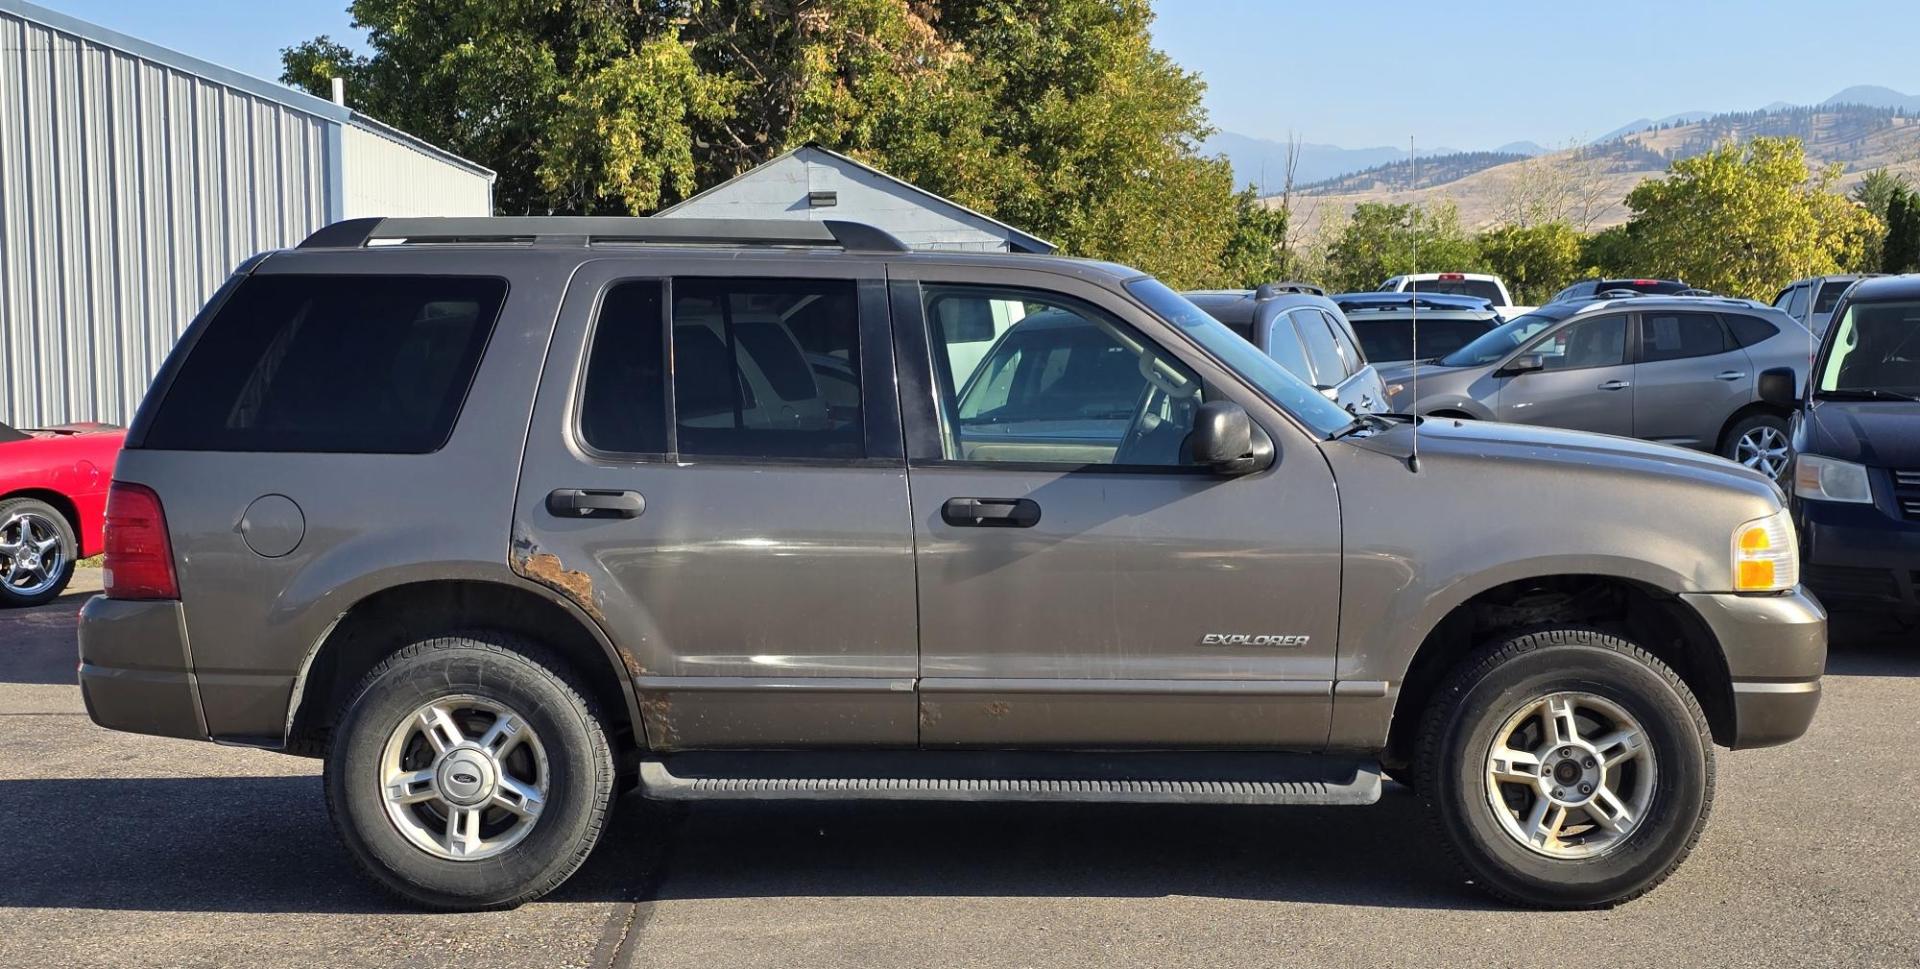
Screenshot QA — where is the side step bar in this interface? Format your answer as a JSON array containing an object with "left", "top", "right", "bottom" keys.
[{"left": 638, "top": 751, "right": 1382, "bottom": 806}]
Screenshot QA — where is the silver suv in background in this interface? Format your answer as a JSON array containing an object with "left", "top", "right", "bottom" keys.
[
  {"left": 1185, "top": 285, "right": 1388, "bottom": 413},
  {"left": 1329, "top": 292, "right": 1504, "bottom": 368},
  {"left": 1772, "top": 274, "right": 1884, "bottom": 337},
  {"left": 81, "top": 218, "right": 1823, "bottom": 912},
  {"left": 1382, "top": 295, "right": 1811, "bottom": 478}
]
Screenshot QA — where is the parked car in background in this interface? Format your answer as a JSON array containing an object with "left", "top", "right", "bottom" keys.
[
  {"left": 1550, "top": 278, "right": 1693, "bottom": 303},
  {"left": 1377, "top": 272, "right": 1528, "bottom": 313},
  {"left": 1185, "top": 285, "right": 1387, "bottom": 413},
  {"left": 1771, "top": 274, "right": 1884, "bottom": 337},
  {"left": 1774, "top": 274, "right": 1920, "bottom": 618},
  {"left": 80, "top": 216, "right": 1824, "bottom": 912},
  {"left": 1381, "top": 295, "right": 1810, "bottom": 477},
  {"left": 1329, "top": 292, "right": 1504, "bottom": 368},
  {"left": 1, "top": 420, "right": 123, "bottom": 606}
]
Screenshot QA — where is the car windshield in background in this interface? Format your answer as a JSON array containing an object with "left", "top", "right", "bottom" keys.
[
  {"left": 1813, "top": 281, "right": 1854, "bottom": 315},
  {"left": 0, "top": 421, "right": 27, "bottom": 444},
  {"left": 1124, "top": 277, "right": 1355, "bottom": 436},
  {"left": 1437, "top": 309, "right": 1571, "bottom": 367},
  {"left": 1350, "top": 317, "right": 1493, "bottom": 364},
  {"left": 1816, "top": 300, "right": 1920, "bottom": 397},
  {"left": 1407, "top": 279, "right": 1504, "bottom": 304}
]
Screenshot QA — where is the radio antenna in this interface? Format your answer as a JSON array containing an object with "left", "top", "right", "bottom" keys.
[{"left": 1407, "top": 135, "right": 1421, "bottom": 473}]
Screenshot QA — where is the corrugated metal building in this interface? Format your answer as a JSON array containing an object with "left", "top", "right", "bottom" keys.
[
  {"left": 658, "top": 144, "right": 1055, "bottom": 255},
  {"left": 0, "top": 0, "right": 495, "bottom": 427}
]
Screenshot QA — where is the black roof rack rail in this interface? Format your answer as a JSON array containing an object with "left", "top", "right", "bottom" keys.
[
  {"left": 1253, "top": 280, "right": 1327, "bottom": 299},
  {"left": 297, "top": 217, "right": 911, "bottom": 253}
]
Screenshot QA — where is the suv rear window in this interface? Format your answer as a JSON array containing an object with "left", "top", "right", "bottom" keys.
[
  {"left": 1722, "top": 313, "right": 1781, "bottom": 348},
  {"left": 144, "top": 274, "right": 506, "bottom": 453},
  {"left": 1407, "top": 279, "right": 1503, "bottom": 304},
  {"left": 1813, "top": 281, "right": 1854, "bottom": 315}
]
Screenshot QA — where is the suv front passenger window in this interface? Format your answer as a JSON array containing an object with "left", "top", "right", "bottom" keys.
[{"left": 1528, "top": 315, "right": 1627, "bottom": 371}]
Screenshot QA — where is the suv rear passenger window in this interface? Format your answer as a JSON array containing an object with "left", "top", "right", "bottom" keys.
[
  {"left": 144, "top": 274, "right": 506, "bottom": 453},
  {"left": 579, "top": 282, "right": 669, "bottom": 454},
  {"left": 1722, "top": 313, "right": 1781, "bottom": 348},
  {"left": 1639, "top": 311, "right": 1730, "bottom": 362},
  {"left": 670, "top": 278, "right": 864, "bottom": 460},
  {"left": 1294, "top": 309, "right": 1350, "bottom": 386}
]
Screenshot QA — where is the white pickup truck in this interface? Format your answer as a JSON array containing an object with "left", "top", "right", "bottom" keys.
[{"left": 1378, "top": 272, "right": 1535, "bottom": 317}]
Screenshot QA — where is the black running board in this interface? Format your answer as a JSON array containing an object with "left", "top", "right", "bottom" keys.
[{"left": 638, "top": 751, "right": 1381, "bottom": 806}]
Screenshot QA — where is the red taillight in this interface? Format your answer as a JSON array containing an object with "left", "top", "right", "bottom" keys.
[
  {"left": 104, "top": 482, "right": 178, "bottom": 600},
  {"left": 1633, "top": 279, "right": 1659, "bottom": 286},
  {"left": 1438, "top": 273, "right": 1466, "bottom": 281}
]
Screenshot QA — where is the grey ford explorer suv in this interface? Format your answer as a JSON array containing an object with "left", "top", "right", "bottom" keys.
[
  {"left": 81, "top": 217, "right": 1825, "bottom": 912},
  {"left": 1381, "top": 295, "right": 1812, "bottom": 479}
]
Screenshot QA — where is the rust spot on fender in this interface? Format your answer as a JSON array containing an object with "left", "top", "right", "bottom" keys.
[
  {"left": 511, "top": 537, "right": 605, "bottom": 624},
  {"left": 984, "top": 701, "right": 1011, "bottom": 717},
  {"left": 919, "top": 702, "right": 941, "bottom": 729},
  {"left": 640, "top": 692, "right": 679, "bottom": 749}
]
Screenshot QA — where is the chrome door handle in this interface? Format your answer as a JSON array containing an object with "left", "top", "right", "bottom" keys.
[
  {"left": 1715, "top": 371, "right": 1747, "bottom": 381},
  {"left": 1598, "top": 380, "right": 1632, "bottom": 391}
]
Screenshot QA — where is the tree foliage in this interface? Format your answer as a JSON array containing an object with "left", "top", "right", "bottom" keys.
[
  {"left": 1317, "top": 202, "right": 1481, "bottom": 294},
  {"left": 1478, "top": 222, "right": 1582, "bottom": 304},
  {"left": 1620, "top": 137, "right": 1881, "bottom": 298},
  {"left": 282, "top": 0, "right": 1261, "bottom": 287},
  {"left": 1885, "top": 186, "right": 1920, "bottom": 274}
]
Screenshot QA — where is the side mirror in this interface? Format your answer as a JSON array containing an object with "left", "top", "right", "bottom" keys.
[
  {"left": 1497, "top": 353, "right": 1545, "bottom": 377},
  {"left": 1189, "top": 401, "right": 1273, "bottom": 476},
  {"left": 1757, "top": 367, "right": 1800, "bottom": 408}
]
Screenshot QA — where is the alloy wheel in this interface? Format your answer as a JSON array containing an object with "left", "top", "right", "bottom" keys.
[
  {"left": 1484, "top": 692, "right": 1657, "bottom": 860},
  {"left": 380, "top": 695, "right": 550, "bottom": 861},
  {"left": 0, "top": 511, "right": 66, "bottom": 598},
  {"left": 1734, "top": 426, "right": 1790, "bottom": 479}
]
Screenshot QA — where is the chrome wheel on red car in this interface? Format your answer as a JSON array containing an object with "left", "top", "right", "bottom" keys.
[{"left": 0, "top": 498, "right": 75, "bottom": 606}]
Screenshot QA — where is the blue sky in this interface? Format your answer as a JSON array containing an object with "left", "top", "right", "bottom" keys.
[{"left": 31, "top": 0, "right": 1920, "bottom": 150}]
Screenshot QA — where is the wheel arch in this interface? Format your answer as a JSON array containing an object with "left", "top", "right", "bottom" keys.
[
  {"left": 0, "top": 488, "right": 82, "bottom": 553},
  {"left": 1715, "top": 401, "right": 1791, "bottom": 454},
  {"left": 283, "top": 577, "right": 646, "bottom": 759},
  {"left": 1382, "top": 573, "right": 1735, "bottom": 770}
]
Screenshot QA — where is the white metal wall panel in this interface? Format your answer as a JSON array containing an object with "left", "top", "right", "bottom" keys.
[
  {"left": 0, "top": 10, "right": 329, "bottom": 427},
  {"left": 340, "top": 124, "right": 491, "bottom": 219}
]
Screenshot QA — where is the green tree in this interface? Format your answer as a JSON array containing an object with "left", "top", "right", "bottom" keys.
[
  {"left": 1320, "top": 201, "right": 1482, "bottom": 293},
  {"left": 1212, "top": 189, "right": 1290, "bottom": 287},
  {"left": 1579, "top": 223, "right": 1644, "bottom": 278},
  {"left": 1477, "top": 222, "right": 1582, "bottom": 304},
  {"left": 282, "top": 0, "right": 1246, "bottom": 286},
  {"left": 1621, "top": 137, "right": 1882, "bottom": 298},
  {"left": 1885, "top": 187, "right": 1920, "bottom": 273}
]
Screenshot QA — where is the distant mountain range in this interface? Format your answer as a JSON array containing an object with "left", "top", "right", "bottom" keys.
[{"left": 1213, "top": 85, "right": 1918, "bottom": 194}]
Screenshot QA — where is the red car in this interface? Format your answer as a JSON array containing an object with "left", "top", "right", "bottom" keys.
[{"left": 0, "top": 420, "right": 123, "bottom": 606}]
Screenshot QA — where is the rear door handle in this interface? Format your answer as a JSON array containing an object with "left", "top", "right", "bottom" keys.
[
  {"left": 1715, "top": 371, "right": 1747, "bottom": 382},
  {"left": 1598, "top": 379, "right": 1632, "bottom": 391},
  {"left": 942, "top": 497, "right": 1041, "bottom": 528},
  {"left": 547, "top": 489, "right": 646, "bottom": 519}
]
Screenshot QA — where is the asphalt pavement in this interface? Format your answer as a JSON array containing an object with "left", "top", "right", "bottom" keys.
[{"left": 3, "top": 571, "right": 1916, "bottom": 969}]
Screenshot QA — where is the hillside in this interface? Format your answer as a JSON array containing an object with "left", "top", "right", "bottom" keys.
[{"left": 1286, "top": 104, "right": 1920, "bottom": 236}]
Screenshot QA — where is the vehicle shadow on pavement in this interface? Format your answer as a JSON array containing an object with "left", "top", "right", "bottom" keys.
[
  {"left": 0, "top": 586, "right": 97, "bottom": 686},
  {"left": 0, "top": 777, "right": 1487, "bottom": 913}
]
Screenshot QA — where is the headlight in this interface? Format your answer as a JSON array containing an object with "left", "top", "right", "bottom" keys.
[
  {"left": 1732, "top": 509, "right": 1798, "bottom": 592},
  {"left": 1792, "top": 454, "right": 1872, "bottom": 504},
  {"left": 1386, "top": 382, "right": 1406, "bottom": 397}
]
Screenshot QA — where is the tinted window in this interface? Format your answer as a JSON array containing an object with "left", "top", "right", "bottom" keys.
[
  {"left": 671, "top": 278, "right": 863, "bottom": 460},
  {"left": 579, "top": 282, "right": 669, "bottom": 454},
  {"left": 1601, "top": 279, "right": 1690, "bottom": 296},
  {"left": 1639, "top": 311, "right": 1730, "bottom": 362},
  {"left": 1321, "top": 310, "right": 1368, "bottom": 370},
  {"left": 1527, "top": 314, "right": 1627, "bottom": 371},
  {"left": 1723, "top": 313, "right": 1780, "bottom": 348},
  {"left": 1295, "top": 310, "right": 1349, "bottom": 386},
  {"left": 1408, "top": 278, "right": 1504, "bottom": 303},
  {"left": 1817, "top": 300, "right": 1920, "bottom": 395},
  {"left": 1783, "top": 284, "right": 1810, "bottom": 319},
  {"left": 1349, "top": 316, "right": 1494, "bottom": 364},
  {"left": 1259, "top": 313, "right": 1314, "bottom": 381},
  {"left": 145, "top": 274, "right": 505, "bottom": 452},
  {"left": 930, "top": 287, "right": 1205, "bottom": 467},
  {"left": 1814, "top": 281, "right": 1854, "bottom": 315}
]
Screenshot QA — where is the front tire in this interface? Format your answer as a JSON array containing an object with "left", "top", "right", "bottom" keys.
[
  {"left": 1414, "top": 629, "right": 1713, "bottom": 908},
  {"left": 0, "top": 497, "right": 77, "bottom": 607},
  {"left": 324, "top": 634, "right": 616, "bottom": 910},
  {"left": 1722, "top": 413, "right": 1790, "bottom": 480}
]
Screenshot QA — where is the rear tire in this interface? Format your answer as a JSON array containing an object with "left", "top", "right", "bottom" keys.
[
  {"left": 1721, "top": 413, "right": 1790, "bottom": 480},
  {"left": 1414, "top": 628, "right": 1713, "bottom": 909},
  {"left": 324, "top": 633, "right": 616, "bottom": 910},
  {"left": 0, "top": 497, "right": 77, "bottom": 608}
]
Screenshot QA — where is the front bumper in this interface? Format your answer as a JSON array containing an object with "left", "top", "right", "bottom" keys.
[
  {"left": 1680, "top": 589, "right": 1826, "bottom": 749},
  {"left": 77, "top": 595, "right": 208, "bottom": 741},
  {"left": 1793, "top": 496, "right": 1920, "bottom": 613}
]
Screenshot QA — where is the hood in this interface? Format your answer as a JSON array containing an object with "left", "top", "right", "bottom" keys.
[
  {"left": 1347, "top": 415, "right": 1782, "bottom": 504},
  {"left": 1799, "top": 399, "right": 1920, "bottom": 468},
  {"left": 1373, "top": 360, "right": 1470, "bottom": 385}
]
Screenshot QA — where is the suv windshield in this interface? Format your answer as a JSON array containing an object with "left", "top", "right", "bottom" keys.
[
  {"left": 1437, "top": 308, "right": 1572, "bottom": 367},
  {"left": 1350, "top": 316, "right": 1495, "bottom": 364},
  {"left": 1124, "top": 277, "right": 1354, "bottom": 436},
  {"left": 1816, "top": 299, "right": 1920, "bottom": 397}
]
